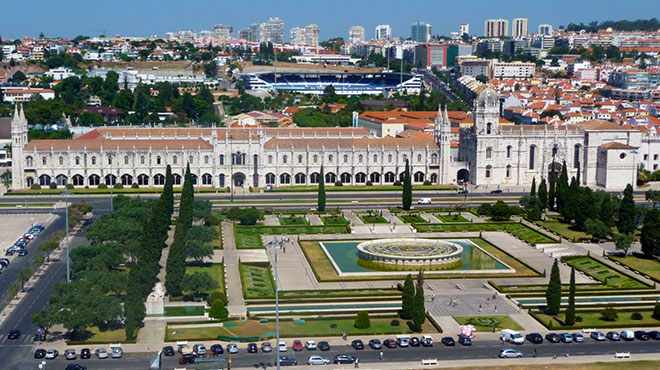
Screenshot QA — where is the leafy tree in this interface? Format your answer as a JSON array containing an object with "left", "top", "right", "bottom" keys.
[
  {"left": 490, "top": 200, "right": 511, "bottom": 221},
  {"left": 402, "top": 160, "right": 412, "bottom": 210},
  {"left": 227, "top": 207, "right": 261, "bottom": 225},
  {"left": 401, "top": 274, "right": 415, "bottom": 319},
  {"left": 475, "top": 74, "right": 489, "bottom": 83},
  {"left": 641, "top": 208, "right": 660, "bottom": 257},
  {"left": 599, "top": 194, "right": 615, "bottom": 228},
  {"left": 31, "top": 309, "right": 53, "bottom": 333},
  {"left": 209, "top": 299, "right": 228, "bottom": 319},
  {"left": 18, "top": 268, "right": 34, "bottom": 291},
  {"left": 645, "top": 190, "right": 660, "bottom": 208},
  {"left": 477, "top": 203, "right": 492, "bottom": 216},
  {"left": 193, "top": 199, "right": 213, "bottom": 224},
  {"left": 528, "top": 202, "right": 542, "bottom": 221},
  {"left": 653, "top": 302, "right": 660, "bottom": 320},
  {"left": 38, "top": 238, "right": 60, "bottom": 262},
  {"left": 601, "top": 306, "right": 618, "bottom": 322},
  {"left": 584, "top": 218, "right": 610, "bottom": 240},
  {"left": 187, "top": 239, "right": 214, "bottom": 264},
  {"left": 538, "top": 178, "right": 548, "bottom": 210},
  {"left": 323, "top": 84, "right": 336, "bottom": 98},
  {"left": 574, "top": 186, "right": 597, "bottom": 230},
  {"left": 318, "top": 165, "right": 326, "bottom": 212},
  {"left": 618, "top": 184, "right": 636, "bottom": 234},
  {"left": 548, "top": 170, "right": 556, "bottom": 210},
  {"left": 565, "top": 267, "right": 576, "bottom": 326},
  {"left": 614, "top": 233, "right": 633, "bottom": 256},
  {"left": 545, "top": 259, "right": 561, "bottom": 315},
  {"left": 182, "top": 271, "right": 216, "bottom": 297},
  {"left": 354, "top": 311, "right": 371, "bottom": 329},
  {"left": 204, "top": 61, "right": 218, "bottom": 77},
  {"left": 530, "top": 177, "right": 536, "bottom": 196},
  {"left": 31, "top": 254, "right": 45, "bottom": 269}
]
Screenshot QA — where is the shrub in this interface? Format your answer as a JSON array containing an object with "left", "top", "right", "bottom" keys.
[
  {"left": 227, "top": 207, "right": 261, "bottom": 225},
  {"left": 654, "top": 302, "right": 660, "bottom": 320},
  {"left": 30, "top": 183, "right": 41, "bottom": 190},
  {"left": 113, "top": 183, "right": 123, "bottom": 189},
  {"left": 207, "top": 290, "right": 226, "bottom": 306},
  {"left": 423, "top": 180, "right": 432, "bottom": 186},
  {"left": 209, "top": 299, "right": 228, "bottom": 319},
  {"left": 131, "top": 183, "right": 139, "bottom": 188},
  {"left": 477, "top": 203, "right": 492, "bottom": 216},
  {"left": 631, "top": 312, "right": 643, "bottom": 320},
  {"left": 390, "top": 319, "right": 400, "bottom": 327},
  {"left": 48, "top": 182, "right": 57, "bottom": 189},
  {"left": 490, "top": 200, "right": 511, "bottom": 221},
  {"left": 366, "top": 181, "right": 373, "bottom": 186},
  {"left": 575, "top": 316, "right": 583, "bottom": 323},
  {"left": 601, "top": 306, "right": 618, "bottom": 322},
  {"left": 65, "top": 183, "right": 74, "bottom": 190},
  {"left": 334, "top": 181, "right": 343, "bottom": 186},
  {"left": 393, "top": 181, "right": 402, "bottom": 186},
  {"left": 330, "top": 323, "right": 337, "bottom": 329},
  {"left": 98, "top": 183, "right": 108, "bottom": 189},
  {"left": 354, "top": 311, "right": 370, "bottom": 329}
]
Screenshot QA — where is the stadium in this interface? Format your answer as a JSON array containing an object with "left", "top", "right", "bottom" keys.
[{"left": 240, "top": 71, "right": 423, "bottom": 96}]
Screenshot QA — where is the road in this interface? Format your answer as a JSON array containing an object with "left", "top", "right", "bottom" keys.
[
  {"left": 11, "top": 338, "right": 660, "bottom": 369},
  {"left": 422, "top": 70, "right": 460, "bottom": 102},
  {"left": 0, "top": 212, "right": 95, "bottom": 370}
]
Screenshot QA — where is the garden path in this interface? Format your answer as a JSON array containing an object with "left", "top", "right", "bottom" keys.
[{"left": 221, "top": 221, "right": 247, "bottom": 318}]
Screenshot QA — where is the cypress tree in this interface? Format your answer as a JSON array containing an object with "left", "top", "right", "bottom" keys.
[
  {"left": 318, "top": 165, "right": 326, "bottom": 212},
  {"left": 165, "top": 164, "right": 195, "bottom": 296},
  {"left": 545, "top": 259, "right": 561, "bottom": 315},
  {"left": 641, "top": 208, "right": 660, "bottom": 257},
  {"left": 565, "top": 267, "right": 576, "bottom": 326},
  {"left": 556, "top": 161, "right": 569, "bottom": 212},
  {"left": 618, "top": 184, "right": 636, "bottom": 235},
  {"left": 124, "top": 269, "right": 145, "bottom": 340},
  {"left": 163, "top": 165, "right": 174, "bottom": 216},
  {"left": 599, "top": 194, "right": 615, "bottom": 228},
  {"left": 562, "top": 177, "right": 579, "bottom": 222},
  {"left": 530, "top": 177, "right": 536, "bottom": 197},
  {"left": 549, "top": 171, "right": 556, "bottom": 210},
  {"left": 401, "top": 274, "right": 415, "bottom": 319},
  {"left": 402, "top": 159, "right": 412, "bottom": 210},
  {"left": 538, "top": 178, "right": 548, "bottom": 211},
  {"left": 413, "top": 284, "right": 426, "bottom": 331}
]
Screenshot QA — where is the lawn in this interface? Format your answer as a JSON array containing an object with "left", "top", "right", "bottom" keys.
[
  {"left": 185, "top": 263, "right": 225, "bottom": 295},
  {"left": 234, "top": 225, "right": 350, "bottom": 249},
  {"left": 278, "top": 216, "right": 309, "bottom": 226},
  {"left": 209, "top": 225, "right": 223, "bottom": 250},
  {"left": 453, "top": 315, "right": 523, "bottom": 332},
  {"left": 414, "top": 222, "right": 557, "bottom": 245},
  {"left": 532, "top": 310, "right": 660, "bottom": 329},
  {"left": 166, "top": 317, "right": 439, "bottom": 341},
  {"left": 436, "top": 214, "right": 470, "bottom": 223},
  {"left": 164, "top": 306, "right": 206, "bottom": 317},
  {"left": 534, "top": 219, "right": 591, "bottom": 241},
  {"left": 610, "top": 255, "right": 660, "bottom": 282},
  {"left": 68, "top": 325, "right": 138, "bottom": 344},
  {"left": 321, "top": 215, "right": 349, "bottom": 225},
  {"left": 397, "top": 214, "right": 427, "bottom": 223},
  {"left": 240, "top": 263, "right": 276, "bottom": 299},
  {"left": 564, "top": 256, "right": 647, "bottom": 289},
  {"left": 359, "top": 215, "right": 389, "bottom": 224}
]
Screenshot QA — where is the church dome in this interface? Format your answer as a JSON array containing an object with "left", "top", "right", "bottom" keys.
[{"left": 476, "top": 87, "right": 499, "bottom": 108}]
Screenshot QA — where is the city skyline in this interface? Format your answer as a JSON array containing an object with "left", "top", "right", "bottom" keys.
[{"left": 0, "top": 0, "right": 657, "bottom": 41}]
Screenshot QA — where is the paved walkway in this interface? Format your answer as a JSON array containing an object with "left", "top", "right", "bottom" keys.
[
  {"left": 307, "top": 214, "right": 324, "bottom": 225},
  {"left": 262, "top": 215, "right": 280, "bottom": 226},
  {"left": 343, "top": 210, "right": 363, "bottom": 225},
  {"left": 420, "top": 212, "right": 441, "bottom": 223},
  {"left": 263, "top": 235, "right": 319, "bottom": 291},
  {"left": 221, "top": 221, "right": 247, "bottom": 318}
]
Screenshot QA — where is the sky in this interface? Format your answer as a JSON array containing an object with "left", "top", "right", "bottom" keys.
[{"left": 1, "top": 0, "right": 658, "bottom": 41}]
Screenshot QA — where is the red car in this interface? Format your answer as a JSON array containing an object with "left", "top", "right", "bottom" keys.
[
  {"left": 292, "top": 340, "right": 303, "bottom": 351},
  {"left": 383, "top": 339, "right": 397, "bottom": 348}
]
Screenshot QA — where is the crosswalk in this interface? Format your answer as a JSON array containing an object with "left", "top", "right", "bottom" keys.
[{"left": 0, "top": 334, "right": 36, "bottom": 346}]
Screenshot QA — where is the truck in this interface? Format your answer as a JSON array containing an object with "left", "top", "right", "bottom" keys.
[{"left": 501, "top": 329, "right": 524, "bottom": 345}]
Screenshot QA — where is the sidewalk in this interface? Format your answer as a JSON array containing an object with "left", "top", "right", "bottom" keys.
[{"left": 221, "top": 221, "right": 247, "bottom": 318}]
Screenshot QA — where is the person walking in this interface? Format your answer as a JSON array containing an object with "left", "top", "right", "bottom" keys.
[
  {"left": 379, "top": 351, "right": 383, "bottom": 360},
  {"left": 354, "top": 357, "right": 359, "bottom": 368},
  {"left": 533, "top": 348, "right": 537, "bottom": 358}
]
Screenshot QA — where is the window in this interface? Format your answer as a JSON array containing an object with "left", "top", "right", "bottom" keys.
[
  {"left": 325, "top": 172, "right": 336, "bottom": 183},
  {"left": 388, "top": 154, "right": 393, "bottom": 163},
  {"left": 506, "top": 165, "right": 511, "bottom": 178},
  {"left": 417, "top": 154, "right": 422, "bottom": 163},
  {"left": 219, "top": 154, "right": 225, "bottom": 165},
  {"left": 355, "top": 173, "right": 366, "bottom": 183},
  {"left": 486, "top": 122, "right": 492, "bottom": 134},
  {"left": 431, "top": 153, "right": 438, "bottom": 164},
  {"left": 402, "top": 154, "right": 408, "bottom": 162},
  {"left": 655, "top": 164, "right": 659, "bottom": 170},
  {"left": 295, "top": 173, "right": 306, "bottom": 184},
  {"left": 204, "top": 155, "right": 209, "bottom": 165},
  {"left": 506, "top": 145, "right": 512, "bottom": 159},
  {"left": 173, "top": 155, "right": 178, "bottom": 164},
  {"left": 156, "top": 156, "right": 161, "bottom": 165},
  {"left": 91, "top": 156, "right": 96, "bottom": 165},
  {"left": 189, "top": 156, "right": 194, "bottom": 165},
  {"left": 72, "top": 175, "right": 84, "bottom": 186},
  {"left": 413, "top": 171, "right": 425, "bottom": 182},
  {"left": 358, "top": 154, "right": 363, "bottom": 163},
  {"left": 485, "top": 165, "right": 492, "bottom": 178},
  {"left": 265, "top": 173, "right": 276, "bottom": 184},
  {"left": 310, "top": 172, "right": 320, "bottom": 184},
  {"left": 340, "top": 173, "right": 351, "bottom": 183},
  {"left": 328, "top": 155, "right": 333, "bottom": 163},
  {"left": 153, "top": 174, "right": 165, "bottom": 186},
  {"left": 552, "top": 145, "right": 558, "bottom": 157},
  {"left": 279, "top": 173, "right": 291, "bottom": 184},
  {"left": 39, "top": 175, "right": 51, "bottom": 186},
  {"left": 124, "top": 156, "right": 129, "bottom": 165},
  {"left": 370, "top": 172, "right": 381, "bottom": 183},
  {"left": 137, "top": 174, "right": 149, "bottom": 186},
  {"left": 282, "top": 155, "right": 288, "bottom": 164},
  {"left": 88, "top": 174, "right": 100, "bottom": 186},
  {"left": 384, "top": 172, "right": 395, "bottom": 183},
  {"left": 268, "top": 155, "right": 273, "bottom": 164},
  {"left": 573, "top": 144, "right": 581, "bottom": 168},
  {"left": 26, "top": 156, "right": 33, "bottom": 167},
  {"left": 313, "top": 155, "right": 318, "bottom": 163},
  {"left": 343, "top": 154, "right": 349, "bottom": 163},
  {"left": 644, "top": 154, "right": 648, "bottom": 161},
  {"left": 529, "top": 145, "right": 536, "bottom": 170},
  {"left": 56, "top": 174, "right": 67, "bottom": 186},
  {"left": 58, "top": 156, "right": 64, "bottom": 165},
  {"left": 655, "top": 154, "right": 659, "bottom": 161},
  {"left": 219, "top": 174, "right": 225, "bottom": 187},
  {"left": 121, "top": 174, "right": 133, "bottom": 186},
  {"left": 42, "top": 156, "right": 47, "bottom": 166},
  {"left": 202, "top": 173, "right": 212, "bottom": 185},
  {"left": 75, "top": 156, "right": 80, "bottom": 165},
  {"left": 140, "top": 156, "right": 145, "bottom": 165},
  {"left": 486, "top": 147, "right": 492, "bottom": 159},
  {"left": 298, "top": 155, "right": 303, "bottom": 164},
  {"left": 108, "top": 156, "right": 112, "bottom": 165},
  {"left": 253, "top": 154, "right": 258, "bottom": 165}
]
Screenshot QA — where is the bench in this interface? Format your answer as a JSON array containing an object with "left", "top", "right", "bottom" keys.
[
  {"left": 421, "top": 359, "right": 438, "bottom": 365},
  {"left": 615, "top": 352, "right": 631, "bottom": 359}
]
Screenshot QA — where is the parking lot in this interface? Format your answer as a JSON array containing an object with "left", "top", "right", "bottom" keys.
[{"left": 0, "top": 213, "right": 55, "bottom": 257}]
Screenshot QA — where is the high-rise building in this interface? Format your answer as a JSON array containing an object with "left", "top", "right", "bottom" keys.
[
  {"left": 248, "top": 23, "right": 261, "bottom": 42},
  {"left": 290, "top": 24, "right": 319, "bottom": 47},
  {"left": 213, "top": 24, "right": 233, "bottom": 39},
  {"left": 512, "top": 18, "right": 528, "bottom": 38},
  {"left": 238, "top": 28, "right": 249, "bottom": 40},
  {"left": 411, "top": 21, "right": 432, "bottom": 43},
  {"left": 484, "top": 19, "right": 508, "bottom": 37},
  {"left": 459, "top": 24, "right": 470, "bottom": 37},
  {"left": 349, "top": 26, "right": 365, "bottom": 44},
  {"left": 260, "top": 17, "right": 284, "bottom": 44},
  {"left": 538, "top": 24, "right": 553, "bottom": 36},
  {"left": 375, "top": 25, "right": 392, "bottom": 40}
]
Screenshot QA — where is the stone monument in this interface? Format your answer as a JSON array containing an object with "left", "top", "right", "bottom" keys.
[{"left": 145, "top": 282, "right": 165, "bottom": 315}]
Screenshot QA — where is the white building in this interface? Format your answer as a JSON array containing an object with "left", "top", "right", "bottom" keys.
[
  {"left": 349, "top": 26, "right": 365, "bottom": 44},
  {"left": 375, "top": 25, "right": 392, "bottom": 40},
  {"left": 459, "top": 24, "right": 470, "bottom": 37},
  {"left": 2, "top": 88, "right": 55, "bottom": 103},
  {"left": 213, "top": 24, "right": 233, "bottom": 39},
  {"left": 512, "top": 18, "right": 528, "bottom": 38},
  {"left": 45, "top": 67, "right": 76, "bottom": 80},
  {"left": 485, "top": 19, "right": 508, "bottom": 37},
  {"left": 538, "top": 24, "right": 553, "bottom": 36},
  {"left": 260, "top": 17, "right": 284, "bottom": 44},
  {"left": 491, "top": 61, "right": 535, "bottom": 79},
  {"left": 290, "top": 24, "right": 319, "bottom": 47}
]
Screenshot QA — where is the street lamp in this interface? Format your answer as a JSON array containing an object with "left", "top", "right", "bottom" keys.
[
  {"left": 59, "top": 188, "right": 70, "bottom": 283},
  {"left": 265, "top": 239, "right": 280, "bottom": 370},
  {"left": 107, "top": 151, "right": 116, "bottom": 212}
]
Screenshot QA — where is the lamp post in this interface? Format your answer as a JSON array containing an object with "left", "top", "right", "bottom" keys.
[
  {"left": 265, "top": 239, "right": 280, "bottom": 370},
  {"left": 59, "top": 188, "right": 70, "bottom": 283},
  {"left": 107, "top": 151, "right": 116, "bottom": 212}
]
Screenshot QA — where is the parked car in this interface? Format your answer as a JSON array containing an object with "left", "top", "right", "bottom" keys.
[
  {"left": 525, "top": 333, "right": 543, "bottom": 344},
  {"left": 65, "top": 365, "right": 87, "bottom": 370},
  {"left": 318, "top": 341, "right": 330, "bottom": 351},
  {"left": 648, "top": 330, "right": 660, "bottom": 340},
  {"left": 368, "top": 339, "right": 382, "bottom": 349},
  {"left": 179, "top": 354, "right": 194, "bottom": 364},
  {"left": 162, "top": 346, "right": 175, "bottom": 356},
  {"left": 247, "top": 343, "right": 258, "bottom": 353},
  {"left": 421, "top": 335, "right": 433, "bottom": 347},
  {"left": 621, "top": 330, "right": 635, "bottom": 341},
  {"left": 307, "top": 355, "right": 330, "bottom": 365},
  {"left": 498, "top": 348, "right": 523, "bottom": 358},
  {"left": 95, "top": 348, "right": 108, "bottom": 359},
  {"left": 305, "top": 340, "right": 317, "bottom": 350},
  {"left": 396, "top": 336, "right": 410, "bottom": 347},
  {"left": 210, "top": 344, "right": 224, "bottom": 354},
  {"left": 417, "top": 198, "right": 432, "bottom": 205},
  {"left": 333, "top": 354, "right": 357, "bottom": 364},
  {"left": 409, "top": 337, "right": 420, "bottom": 347},
  {"left": 65, "top": 349, "right": 77, "bottom": 360},
  {"left": 635, "top": 331, "right": 650, "bottom": 341},
  {"left": 606, "top": 331, "right": 621, "bottom": 341},
  {"left": 279, "top": 356, "right": 298, "bottom": 366},
  {"left": 193, "top": 344, "right": 207, "bottom": 355},
  {"left": 226, "top": 343, "right": 239, "bottom": 354},
  {"left": 441, "top": 336, "right": 455, "bottom": 346},
  {"left": 351, "top": 339, "right": 364, "bottom": 350},
  {"left": 458, "top": 334, "right": 472, "bottom": 346},
  {"left": 45, "top": 349, "right": 59, "bottom": 359},
  {"left": 572, "top": 333, "right": 585, "bottom": 343},
  {"left": 590, "top": 331, "right": 606, "bottom": 341},
  {"left": 80, "top": 348, "right": 91, "bottom": 359},
  {"left": 111, "top": 347, "right": 122, "bottom": 358},
  {"left": 383, "top": 339, "right": 397, "bottom": 348},
  {"left": 0, "top": 258, "right": 9, "bottom": 267},
  {"left": 33, "top": 332, "right": 46, "bottom": 342},
  {"left": 260, "top": 342, "right": 272, "bottom": 353},
  {"left": 545, "top": 333, "right": 560, "bottom": 343},
  {"left": 178, "top": 344, "right": 192, "bottom": 355},
  {"left": 34, "top": 349, "right": 46, "bottom": 359},
  {"left": 558, "top": 333, "right": 573, "bottom": 343},
  {"left": 278, "top": 341, "right": 287, "bottom": 352},
  {"left": 17, "top": 249, "right": 28, "bottom": 256},
  {"left": 292, "top": 339, "right": 304, "bottom": 351},
  {"left": 7, "top": 329, "right": 20, "bottom": 339}
]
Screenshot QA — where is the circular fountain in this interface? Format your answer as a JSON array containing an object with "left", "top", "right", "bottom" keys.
[{"left": 357, "top": 238, "right": 463, "bottom": 270}]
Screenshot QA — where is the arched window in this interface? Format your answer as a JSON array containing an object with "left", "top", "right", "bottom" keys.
[
  {"left": 340, "top": 172, "right": 351, "bottom": 184},
  {"left": 42, "top": 156, "right": 47, "bottom": 166},
  {"left": 388, "top": 154, "right": 393, "bottom": 163},
  {"left": 506, "top": 145, "right": 512, "bottom": 158},
  {"left": 282, "top": 155, "right": 288, "bottom": 164},
  {"left": 124, "top": 156, "right": 129, "bottom": 165},
  {"left": 485, "top": 165, "right": 492, "bottom": 178},
  {"left": 202, "top": 173, "right": 212, "bottom": 185},
  {"left": 506, "top": 165, "right": 511, "bottom": 178},
  {"left": 153, "top": 174, "right": 165, "bottom": 186},
  {"left": 75, "top": 156, "right": 80, "bottom": 165},
  {"left": 253, "top": 154, "right": 258, "bottom": 165},
  {"left": 105, "top": 174, "right": 117, "bottom": 186},
  {"left": 26, "top": 156, "right": 33, "bottom": 167},
  {"left": 294, "top": 173, "right": 306, "bottom": 184},
  {"left": 430, "top": 173, "right": 438, "bottom": 183},
  {"left": 358, "top": 154, "right": 363, "bottom": 163},
  {"left": 72, "top": 174, "right": 84, "bottom": 186},
  {"left": 325, "top": 172, "right": 336, "bottom": 184},
  {"left": 370, "top": 172, "right": 381, "bottom": 183},
  {"left": 328, "top": 155, "right": 333, "bottom": 163},
  {"left": 414, "top": 171, "right": 425, "bottom": 182},
  {"left": 310, "top": 173, "right": 320, "bottom": 184},
  {"left": 88, "top": 174, "right": 100, "bottom": 186},
  {"left": 279, "top": 173, "right": 291, "bottom": 184},
  {"left": 121, "top": 174, "right": 133, "bottom": 186},
  {"left": 219, "top": 174, "right": 226, "bottom": 187},
  {"left": 298, "top": 155, "right": 303, "bottom": 164},
  {"left": 486, "top": 147, "right": 492, "bottom": 159},
  {"left": 91, "top": 156, "right": 96, "bottom": 165},
  {"left": 39, "top": 175, "right": 51, "bottom": 185},
  {"left": 529, "top": 145, "right": 536, "bottom": 170},
  {"left": 108, "top": 156, "right": 112, "bottom": 165},
  {"left": 573, "top": 144, "right": 581, "bottom": 169},
  {"left": 268, "top": 155, "right": 273, "bottom": 164},
  {"left": 313, "top": 155, "right": 318, "bottom": 163},
  {"left": 219, "top": 154, "right": 225, "bottom": 165},
  {"left": 26, "top": 177, "right": 34, "bottom": 188},
  {"left": 417, "top": 154, "right": 422, "bottom": 163},
  {"left": 58, "top": 156, "right": 64, "bottom": 165},
  {"left": 140, "top": 156, "right": 145, "bottom": 165},
  {"left": 172, "top": 174, "right": 182, "bottom": 185},
  {"left": 384, "top": 172, "right": 395, "bottom": 183},
  {"left": 56, "top": 174, "right": 67, "bottom": 186},
  {"left": 402, "top": 154, "right": 408, "bottom": 162},
  {"left": 373, "top": 154, "right": 378, "bottom": 162},
  {"left": 189, "top": 155, "right": 194, "bottom": 165},
  {"left": 173, "top": 155, "right": 178, "bottom": 164},
  {"left": 487, "top": 122, "right": 492, "bottom": 134},
  {"left": 343, "top": 154, "right": 349, "bottom": 163},
  {"left": 431, "top": 153, "right": 438, "bottom": 164},
  {"left": 190, "top": 174, "right": 198, "bottom": 185},
  {"left": 156, "top": 156, "right": 161, "bottom": 165},
  {"left": 137, "top": 174, "right": 149, "bottom": 186},
  {"left": 204, "top": 155, "right": 209, "bottom": 165},
  {"left": 265, "top": 173, "right": 276, "bottom": 184},
  {"left": 552, "top": 145, "right": 558, "bottom": 157},
  {"left": 355, "top": 173, "right": 366, "bottom": 183}
]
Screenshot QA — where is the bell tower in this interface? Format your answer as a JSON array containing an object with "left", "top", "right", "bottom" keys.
[
  {"left": 473, "top": 87, "right": 500, "bottom": 136},
  {"left": 435, "top": 105, "right": 451, "bottom": 184},
  {"left": 11, "top": 104, "right": 28, "bottom": 190}
]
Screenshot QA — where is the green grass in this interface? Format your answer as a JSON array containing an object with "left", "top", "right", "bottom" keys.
[
  {"left": 359, "top": 215, "right": 389, "bottom": 224},
  {"left": 185, "top": 263, "right": 225, "bottom": 295},
  {"left": 278, "top": 216, "right": 309, "bottom": 226},
  {"left": 397, "top": 214, "right": 427, "bottom": 223},
  {"left": 240, "top": 263, "right": 276, "bottom": 299},
  {"left": 564, "top": 256, "right": 647, "bottom": 289},
  {"left": 321, "top": 215, "right": 349, "bottom": 225},
  {"left": 534, "top": 218, "right": 591, "bottom": 241},
  {"left": 164, "top": 306, "right": 205, "bottom": 317},
  {"left": 414, "top": 222, "right": 557, "bottom": 245},
  {"left": 453, "top": 315, "right": 523, "bottom": 332},
  {"left": 234, "top": 225, "right": 350, "bottom": 249},
  {"left": 209, "top": 225, "right": 223, "bottom": 250},
  {"left": 532, "top": 310, "right": 660, "bottom": 329},
  {"left": 610, "top": 255, "right": 660, "bottom": 282},
  {"left": 67, "top": 326, "right": 138, "bottom": 344},
  {"left": 436, "top": 214, "right": 470, "bottom": 223}
]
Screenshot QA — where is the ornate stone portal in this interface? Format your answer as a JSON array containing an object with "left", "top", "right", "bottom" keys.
[
  {"left": 357, "top": 238, "right": 463, "bottom": 269},
  {"left": 145, "top": 282, "right": 165, "bottom": 315}
]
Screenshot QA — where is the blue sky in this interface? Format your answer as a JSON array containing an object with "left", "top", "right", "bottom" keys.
[{"left": 1, "top": 0, "right": 657, "bottom": 40}]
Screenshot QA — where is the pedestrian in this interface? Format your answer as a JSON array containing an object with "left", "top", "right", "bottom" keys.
[
  {"left": 283, "top": 245, "right": 286, "bottom": 253},
  {"left": 494, "top": 305, "right": 497, "bottom": 312},
  {"left": 379, "top": 351, "right": 383, "bottom": 360},
  {"left": 354, "top": 357, "right": 359, "bottom": 368},
  {"left": 533, "top": 348, "right": 537, "bottom": 358},
  {"left": 432, "top": 294, "right": 435, "bottom": 302},
  {"left": 565, "top": 350, "right": 570, "bottom": 357}
]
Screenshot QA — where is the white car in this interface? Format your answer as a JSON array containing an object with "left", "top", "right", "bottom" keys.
[
  {"left": 305, "top": 340, "right": 317, "bottom": 350},
  {"left": 111, "top": 346, "right": 122, "bottom": 358},
  {"left": 307, "top": 355, "right": 330, "bottom": 365},
  {"left": 95, "top": 348, "right": 108, "bottom": 359},
  {"left": 417, "top": 198, "right": 432, "bottom": 205},
  {"left": 499, "top": 348, "right": 523, "bottom": 358},
  {"left": 193, "top": 344, "right": 207, "bottom": 355},
  {"left": 278, "top": 341, "right": 288, "bottom": 352},
  {"left": 226, "top": 343, "right": 239, "bottom": 354},
  {"left": 45, "top": 349, "right": 59, "bottom": 359}
]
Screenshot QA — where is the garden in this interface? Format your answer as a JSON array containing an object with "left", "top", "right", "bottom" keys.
[
  {"left": 453, "top": 315, "right": 523, "bottom": 332},
  {"left": 609, "top": 255, "right": 660, "bottom": 283},
  {"left": 397, "top": 214, "right": 427, "bottom": 223},
  {"left": 414, "top": 222, "right": 558, "bottom": 245},
  {"left": 184, "top": 263, "right": 225, "bottom": 297},
  {"left": 358, "top": 211, "right": 389, "bottom": 224},
  {"left": 564, "top": 256, "right": 647, "bottom": 289},
  {"left": 278, "top": 216, "right": 309, "bottom": 226},
  {"left": 532, "top": 309, "right": 660, "bottom": 329},
  {"left": 321, "top": 215, "right": 349, "bottom": 225},
  {"left": 240, "top": 262, "right": 276, "bottom": 299},
  {"left": 435, "top": 214, "right": 470, "bottom": 223},
  {"left": 234, "top": 225, "right": 350, "bottom": 249}
]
